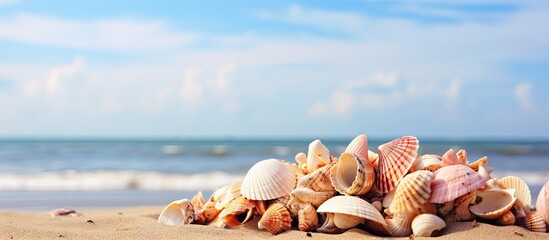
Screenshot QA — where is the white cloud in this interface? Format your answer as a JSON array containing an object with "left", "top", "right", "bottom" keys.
[
  {"left": 209, "top": 63, "right": 236, "bottom": 92},
  {"left": 446, "top": 78, "right": 463, "bottom": 106},
  {"left": 514, "top": 82, "right": 533, "bottom": 110},
  {"left": 45, "top": 56, "right": 84, "bottom": 95},
  {"left": 179, "top": 69, "right": 202, "bottom": 101}
]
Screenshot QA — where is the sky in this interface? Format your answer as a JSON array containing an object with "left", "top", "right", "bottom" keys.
[{"left": 0, "top": 1, "right": 548, "bottom": 139}]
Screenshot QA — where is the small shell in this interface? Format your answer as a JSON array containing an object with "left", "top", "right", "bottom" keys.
[
  {"left": 456, "top": 149, "right": 468, "bottom": 165},
  {"left": 344, "top": 134, "right": 368, "bottom": 161},
  {"left": 498, "top": 176, "right": 532, "bottom": 214},
  {"left": 389, "top": 170, "right": 434, "bottom": 214},
  {"left": 477, "top": 162, "right": 492, "bottom": 181},
  {"left": 241, "top": 159, "right": 297, "bottom": 200},
  {"left": 307, "top": 140, "right": 331, "bottom": 173},
  {"left": 441, "top": 149, "right": 461, "bottom": 166},
  {"left": 496, "top": 211, "right": 516, "bottom": 226},
  {"left": 467, "top": 156, "right": 488, "bottom": 171},
  {"left": 376, "top": 136, "right": 419, "bottom": 193},
  {"left": 191, "top": 191, "right": 206, "bottom": 212},
  {"left": 386, "top": 211, "right": 417, "bottom": 237},
  {"left": 211, "top": 196, "right": 255, "bottom": 228},
  {"left": 158, "top": 199, "right": 195, "bottom": 225},
  {"left": 410, "top": 154, "right": 443, "bottom": 172},
  {"left": 429, "top": 165, "right": 486, "bottom": 203},
  {"left": 49, "top": 208, "right": 81, "bottom": 218},
  {"left": 330, "top": 153, "right": 375, "bottom": 196},
  {"left": 298, "top": 204, "right": 319, "bottom": 232},
  {"left": 411, "top": 213, "right": 446, "bottom": 237},
  {"left": 535, "top": 180, "right": 549, "bottom": 226},
  {"left": 295, "top": 152, "right": 307, "bottom": 166},
  {"left": 258, "top": 203, "right": 292, "bottom": 235},
  {"left": 521, "top": 211, "right": 547, "bottom": 232},
  {"left": 469, "top": 188, "right": 517, "bottom": 219}
]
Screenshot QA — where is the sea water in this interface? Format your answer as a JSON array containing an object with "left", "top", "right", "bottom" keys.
[{"left": 0, "top": 138, "right": 547, "bottom": 210}]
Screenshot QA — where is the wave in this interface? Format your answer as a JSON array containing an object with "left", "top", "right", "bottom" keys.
[{"left": 0, "top": 171, "right": 244, "bottom": 191}]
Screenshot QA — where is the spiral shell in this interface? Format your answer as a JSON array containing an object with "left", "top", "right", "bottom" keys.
[
  {"left": 388, "top": 170, "right": 434, "bottom": 214},
  {"left": 386, "top": 211, "right": 418, "bottom": 237},
  {"left": 258, "top": 203, "right": 292, "bottom": 235},
  {"left": 429, "top": 165, "right": 486, "bottom": 203},
  {"left": 376, "top": 136, "right": 419, "bottom": 193},
  {"left": 241, "top": 159, "right": 296, "bottom": 200},
  {"left": 411, "top": 213, "right": 446, "bottom": 237},
  {"left": 330, "top": 153, "right": 375, "bottom": 196}
]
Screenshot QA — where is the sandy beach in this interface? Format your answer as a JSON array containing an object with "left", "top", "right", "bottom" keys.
[{"left": 0, "top": 206, "right": 547, "bottom": 240}]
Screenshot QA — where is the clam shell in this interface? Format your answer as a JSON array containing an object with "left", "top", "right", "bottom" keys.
[
  {"left": 410, "top": 154, "right": 443, "bottom": 172},
  {"left": 498, "top": 176, "right": 532, "bottom": 213},
  {"left": 307, "top": 140, "right": 331, "bottom": 173},
  {"left": 158, "top": 199, "right": 195, "bottom": 225},
  {"left": 469, "top": 188, "right": 517, "bottom": 219},
  {"left": 386, "top": 211, "right": 417, "bottom": 237},
  {"left": 344, "top": 134, "right": 368, "bottom": 161},
  {"left": 388, "top": 170, "right": 434, "bottom": 214},
  {"left": 376, "top": 136, "right": 419, "bottom": 193},
  {"left": 411, "top": 213, "right": 446, "bottom": 237},
  {"left": 535, "top": 180, "right": 549, "bottom": 226},
  {"left": 241, "top": 159, "right": 297, "bottom": 200},
  {"left": 429, "top": 165, "right": 486, "bottom": 203},
  {"left": 258, "top": 203, "right": 292, "bottom": 235},
  {"left": 521, "top": 211, "right": 547, "bottom": 232},
  {"left": 330, "top": 153, "right": 375, "bottom": 196}
]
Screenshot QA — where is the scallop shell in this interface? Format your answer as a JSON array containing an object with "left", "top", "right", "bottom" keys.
[
  {"left": 467, "top": 156, "right": 488, "bottom": 171},
  {"left": 241, "top": 159, "right": 297, "bottom": 200},
  {"left": 344, "top": 134, "right": 368, "bottom": 161},
  {"left": 297, "top": 203, "right": 319, "bottom": 232},
  {"left": 307, "top": 140, "right": 331, "bottom": 173},
  {"left": 388, "top": 170, "right": 434, "bottom": 214},
  {"left": 376, "top": 136, "right": 419, "bottom": 193},
  {"left": 317, "top": 195, "right": 389, "bottom": 235},
  {"left": 521, "top": 211, "right": 546, "bottom": 232},
  {"left": 330, "top": 153, "right": 375, "bottom": 196},
  {"left": 411, "top": 213, "right": 446, "bottom": 237},
  {"left": 535, "top": 180, "right": 549, "bottom": 226},
  {"left": 258, "top": 203, "right": 292, "bottom": 235},
  {"left": 386, "top": 211, "right": 418, "bottom": 237},
  {"left": 158, "top": 199, "right": 195, "bottom": 225},
  {"left": 469, "top": 188, "right": 517, "bottom": 219},
  {"left": 498, "top": 176, "right": 532, "bottom": 213},
  {"left": 496, "top": 211, "right": 516, "bottom": 226},
  {"left": 429, "top": 165, "right": 486, "bottom": 203},
  {"left": 410, "top": 154, "right": 443, "bottom": 172},
  {"left": 441, "top": 149, "right": 461, "bottom": 166}
]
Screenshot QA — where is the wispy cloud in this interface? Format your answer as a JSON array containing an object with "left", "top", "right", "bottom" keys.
[{"left": 514, "top": 82, "right": 533, "bottom": 111}]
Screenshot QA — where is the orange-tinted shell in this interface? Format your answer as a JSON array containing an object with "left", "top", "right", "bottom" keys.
[
  {"left": 258, "top": 203, "right": 292, "bottom": 234},
  {"left": 389, "top": 170, "right": 434, "bottom": 214},
  {"left": 376, "top": 136, "right": 419, "bottom": 193}
]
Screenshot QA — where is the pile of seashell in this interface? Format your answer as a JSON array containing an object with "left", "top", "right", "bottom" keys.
[{"left": 157, "top": 135, "right": 549, "bottom": 237}]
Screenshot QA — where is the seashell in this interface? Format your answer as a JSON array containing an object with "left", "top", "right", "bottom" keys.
[
  {"left": 453, "top": 191, "right": 476, "bottom": 221},
  {"left": 477, "top": 162, "right": 492, "bottom": 181},
  {"left": 437, "top": 201, "right": 455, "bottom": 218},
  {"left": 344, "top": 134, "right": 368, "bottom": 161},
  {"left": 386, "top": 211, "right": 418, "bottom": 237},
  {"left": 521, "top": 211, "right": 546, "bottom": 232},
  {"left": 200, "top": 201, "right": 221, "bottom": 222},
  {"left": 307, "top": 140, "right": 331, "bottom": 173},
  {"left": 191, "top": 191, "right": 206, "bottom": 212},
  {"left": 49, "top": 208, "right": 81, "bottom": 218},
  {"left": 255, "top": 200, "right": 267, "bottom": 216},
  {"left": 295, "top": 152, "right": 307, "bottom": 166},
  {"left": 330, "top": 153, "right": 375, "bottom": 196},
  {"left": 316, "top": 213, "right": 346, "bottom": 234},
  {"left": 158, "top": 199, "right": 195, "bottom": 225},
  {"left": 211, "top": 196, "right": 255, "bottom": 228},
  {"left": 467, "top": 156, "right": 488, "bottom": 171},
  {"left": 441, "top": 149, "right": 460, "bottom": 166},
  {"left": 456, "top": 149, "right": 468, "bottom": 165},
  {"left": 317, "top": 195, "right": 389, "bottom": 235},
  {"left": 241, "top": 159, "right": 297, "bottom": 200},
  {"left": 469, "top": 188, "right": 517, "bottom": 219},
  {"left": 485, "top": 178, "right": 499, "bottom": 190},
  {"left": 382, "top": 189, "right": 395, "bottom": 209},
  {"left": 411, "top": 213, "right": 446, "bottom": 237},
  {"left": 388, "top": 170, "right": 434, "bottom": 214},
  {"left": 258, "top": 203, "right": 292, "bottom": 235},
  {"left": 368, "top": 150, "right": 379, "bottom": 168},
  {"left": 410, "top": 154, "right": 443, "bottom": 172},
  {"left": 498, "top": 176, "right": 531, "bottom": 214},
  {"left": 511, "top": 200, "right": 527, "bottom": 219},
  {"left": 290, "top": 163, "right": 336, "bottom": 207},
  {"left": 298, "top": 203, "right": 319, "bottom": 232},
  {"left": 496, "top": 211, "right": 516, "bottom": 226},
  {"left": 535, "top": 180, "right": 549, "bottom": 226},
  {"left": 376, "top": 136, "right": 419, "bottom": 193},
  {"left": 216, "top": 181, "right": 243, "bottom": 210},
  {"left": 429, "top": 165, "right": 486, "bottom": 203}
]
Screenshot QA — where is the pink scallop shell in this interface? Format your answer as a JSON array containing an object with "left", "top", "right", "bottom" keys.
[
  {"left": 376, "top": 136, "right": 419, "bottom": 193},
  {"left": 429, "top": 165, "right": 486, "bottom": 203}
]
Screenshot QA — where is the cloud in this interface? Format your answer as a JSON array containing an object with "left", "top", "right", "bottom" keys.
[
  {"left": 45, "top": 56, "right": 84, "bottom": 95},
  {"left": 209, "top": 63, "right": 236, "bottom": 92},
  {"left": 446, "top": 78, "right": 463, "bottom": 106},
  {"left": 179, "top": 69, "right": 202, "bottom": 101},
  {"left": 514, "top": 82, "right": 533, "bottom": 110}
]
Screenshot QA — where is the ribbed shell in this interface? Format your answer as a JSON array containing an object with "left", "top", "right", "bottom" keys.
[
  {"left": 429, "top": 165, "right": 486, "bottom": 203},
  {"left": 386, "top": 211, "right": 417, "bottom": 237},
  {"left": 376, "top": 136, "right": 419, "bottom": 193},
  {"left": 317, "top": 195, "right": 388, "bottom": 231},
  {"left": 498, "top": 176, "right": 532, "bottom": 213},
  {"left": 411, "top": 213, "right": 446, "bottom": 237},
  {"left": 241, "top": 159, "right": 296, "bottom": 200},
  {"left": 522, "top": 211, "right": 547, "bottom": 232},
  {"left": 330, "top": 153, "right": 374, "bottom": 196},
  {"left": 535, "top": 180, "right": 549, "bottom": 226},
  {"left": 258, "top": 203, "right": 292, "bottom": 235},
  {"left": 389, "top": 170, "right": 434, "bottom": 214},
  {"left": 344, "top": 134, "right": 368, "bottom": 161},
  {"left": 469, "top": 189, "right": 517, "bottom": 219},
  {"left": 307, "top": 140, "right": 331, "bottom": 173}
]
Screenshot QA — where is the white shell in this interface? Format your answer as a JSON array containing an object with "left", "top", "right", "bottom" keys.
[
  {"left": 386, "top": 211, "right": 417, "bottom": 237},
  {"left": 158, "top": 199, "right": 195, "bottom": 225},
  {"left": 307, "top": 140, "right": 331, "bottom": 173},
  {"left": 241, "top": 159, "right": 297, "bottom": 200},
  {"left": 535, "top": 180, "right": 549, "bottom": 226},
  {"left": 469, "top": 188, "right": 517, "bottom": 219},
  {"left": 498, "top": 176, "right": 532, "bottom": 213},
  {"left": 411, "top": 213, "right": 446, "bottom": 237}
]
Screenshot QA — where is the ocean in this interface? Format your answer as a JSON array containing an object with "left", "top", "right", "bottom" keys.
[{"left": 0, "top": 138, "right": 548, "bottom": 210}]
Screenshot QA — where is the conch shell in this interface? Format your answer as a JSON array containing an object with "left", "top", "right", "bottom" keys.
[{"left": 330, "top": 153, "right": 374, "bottom": 196}]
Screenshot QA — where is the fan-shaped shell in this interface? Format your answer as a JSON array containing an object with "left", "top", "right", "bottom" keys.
[
  {"left": 158, "top": 199, "right": 195, "bottom": 225},
  {"left": 344, "top": 134, "right": 368, "bottom": 161},
  {"left": 498, "top": 176, "right": 532, "bottom": 213},
  {"left": 411, "top": 154, "right": 443, "bottom": 172},
  {"left": 469, "top": 188, "right": 517, "bottom": 219},
  {"left": 429, "top": 165, "right": 486, "bottom": 203},
  {"left": 376, "top": 136, "right": 419, "bottom": 193},
  {"left": 389, "top": 170, "right": 434, "bottom": 214},
  {"left": 258, "top": 203, "right": 292, "bottom": 235},
  {"left": 330, "top": 153, "right": 374, "bottom": 196},
  {"left": 241, "top": 159, "right": 297, "bottom": 200},
  {"left": 535, "top": 180, "right": 549, "bottom": 226},
  {"left": 522, "top": 211, "right": 547, "bottom": 232},
  {"left": 411, "top": 213, "right": 446, "bottom": 237},
  {"left": 307, "top": 140, "right": 331, "bottom": 173}
]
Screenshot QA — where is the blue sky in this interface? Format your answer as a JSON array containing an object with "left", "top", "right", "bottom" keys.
[{"left": 0, "top": 0, "right": 548, "bottom": 138}]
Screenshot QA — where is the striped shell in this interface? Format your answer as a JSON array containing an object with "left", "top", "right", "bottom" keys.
[
  {"left": 241, "top": 159, "right": 296, "bottom": 200},
  {"left": 376, "top": 136, "right": 419, "bottom": 193},
  {"left": 389, "top": 170, "right": 434, "bottom": 214},
  {"left": 344, "top": 134, "right": 368, "bottom": 161},
  {"left": 429, "top": 165, "right": 486, "bottom": 203},
  {"left": 522, "top": 211, "right": 547, "bottom": 232},
  {"left": 330, "top": 153, "right": 375, "bottom": 196},
  {"left": 498, "top": 176, "right": 532, "bottom": 213},
  {"left": 258, "top": 203, "right": 292, "bottom": 235},
  {"left": 307, "top": 140, "right": 331, "bottom": 173},
  {"left": 411, "top": 213, "right": 446, "bottom": 237},
  {"left": 535, "top": 180, "right": 549, "bottom": 226},
  {"left": 386, "top": 211, "right": 418, "bottom": 237},
  {"left": 297, "top": 204, "right": 319, "bottom": 232},
  {"left": 158, "top": 199, "right": 195, "bottom": 225},
  {"left": 469, "top": 189, "right": 517, "bottom": 219}
]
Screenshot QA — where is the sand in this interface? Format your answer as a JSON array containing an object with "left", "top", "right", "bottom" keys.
[{"left": 0, "top": 206, "right": 547, "bottom": 240}]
